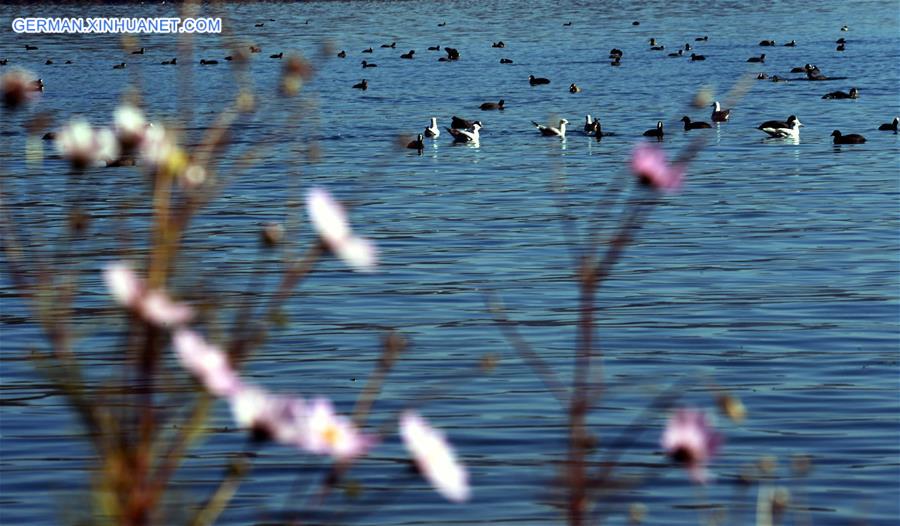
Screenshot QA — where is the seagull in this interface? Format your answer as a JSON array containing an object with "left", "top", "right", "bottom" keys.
[
  {"left": 642, "top": 121, "right": 664, "bottom": 139},
  {"left": 680, "top": 116, "right": 712, "bottom": 130},
  {"left": 446, "top": 122, "right": 482, "bottom": 143},
  {"left": 424, "top": 117, "right": 440, "bottom": 138},
  {"left": 831, "top": 130, "right": 866, "bottom": 144},
  {"left": 757, "top": 115, "right": 803, "bottom": 139},
  {"left": 532, "top": 118, "right": 568, "bottom": 138},
  {"left": 711, "top": 101, "right": 731, "bottom": 122}
]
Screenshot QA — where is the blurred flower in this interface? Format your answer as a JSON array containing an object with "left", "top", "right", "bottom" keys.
[
  {"left": 139, "top": 123, "right": 189, "bottom": 178},
  {"left": 1, "top": 69, "right": 41, "bottom": 110},
  {"left": 400, "top": 411, "right": 469, "bottom": 502},
  {"left": 173, "top": 330, "right": 241, "bottom": 397},
  {"left": 113, "top": 104, "right": 147, "bottom": 149},
  {"left": 630, "top": 143, "right": 684, "bottom": 193},
  {"left": 306, "top": 187, "right": 377, "bottom": 272},
  {"left": 302, "top": 398, "right": 371, "bottom": 460},
  {"left": 228, "top": 385, "right": 312, "bottom": 445},
  {"left": 104, "top": 262, "right": 143, "bottom": 307},
  {"left": 661, "top": 408, "right": 722, "bottom": 484},
  {"left": 102, "top": 262, "right": 193, "bottom": 327},
  {"left": 56, "top": 119, "right": 120, "bottom": 169}
]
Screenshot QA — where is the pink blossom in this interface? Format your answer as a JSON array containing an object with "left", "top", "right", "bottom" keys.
[
  {"left": 630, "top": 143, "right": 685, "bottom": 193},
  {"left": 228, "top": 386, "right": 310, "bottom": 443},
  {"left": 104, "top": 262, "right": 143, "bottom": 308},
  {"left": 102, "top": 262, "right": 193, "bottom": 328},
  {"left": 113, "top": 104, "right": 148, "bottom": 148},
  {"left": 306, "top": 187, "right": 377, "bottom": 272},
  {"left": 661, "top": 409, "right": 722, "bottom": 484},
  {"left": 400, "top": 411, "right": 469, "bottom": 502},
  {"left": 173, "top": 330, "right": 241, "bottom": 397},
  {"left": 301, "top": 398, "right": 371, "bottom": 460},
  {"left": 55, "top": 119, "right": 120, "bottom": 168}
]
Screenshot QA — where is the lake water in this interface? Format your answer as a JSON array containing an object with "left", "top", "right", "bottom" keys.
[{"left": 1, "top": 1, "right": 899, "bottom": 524}]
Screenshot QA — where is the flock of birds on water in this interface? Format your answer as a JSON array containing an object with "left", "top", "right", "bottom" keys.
[{"left": 4, "top": 18, "right": 899, "bottom": 155}]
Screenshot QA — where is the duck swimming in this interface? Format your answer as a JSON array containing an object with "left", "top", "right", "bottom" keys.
[
  {"left": 757, "top": 115, "right": 803, "bottom": 139},
  {"left": 831, "top": 130, "right": 866, "bottom": 144}
]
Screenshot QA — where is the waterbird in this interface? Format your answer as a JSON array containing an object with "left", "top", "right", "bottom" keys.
[
  {"left": 563, "top": 21, "right": 572, "bottom": 26},
  {"left": 747, "top": 54, "right": 766, "bottom": 63},
  {"left": 225, "top": 56, "right": 233, "bottom": 61},
  {"left": 42, "top": 132, "right": 56, "bottom": 141},
  {"left": 200, "top": 59, "right": 218, "bottom": 65},
  {"left": 45, "top": 59, "right": 53, "bottom": 65},
  {"left": 651, "top": 44, "right": 665, "bottom": 51},
  {"left": 822, "top": 87, "right": 858, "bottom": 99},
  {"left": 255, "top": 23, "right": 264, "bottom": 27},
  {"left": 161, "top": 58, "right": 176, "bottom": 65},
  {"left": 835, "top": 38, "right": 846, "bottom": 44},
  {"left": 584, "top": 115, "right": 598, "bottom": 134},
  {"left": 668, "top": 50, "right": 684, "bottom": 57},
  {"left": 759, "top": 39, "right": 775, "bottom": 46},
  {"left": 805, "top": 64, "right": 827, "bottom": 80},
  {"left": 113, "top": 62, "right": 127, "bottom": 69},
  {"left": 633, "top": 21, "right": 640, "bottom": 25},
  {"left": 132, "top": 47, "right": 144, "bottom": 55},
  {"left": 352, "top": 79, "right": 368, "bottom": 90},
  {"left": 569, "top": 83, "right": 581, "bottom": 93},
  {"left": 680, "top": 116, "right": 712, "bottom": 130},
  {"left": 609, "top": 48, "right": 623, "bottom": 58},
  {"left": 500, "top": 58, "right": 513, "bottom": 64},
  {"left": 757, "top": 115, "right": 802, "bottom": 139},
  {"left": 684, "top": 43, "right": 693, "bottom": 51},
  {"left": 695, "top": 36, "right": 708, "bottom": 41},
  {"left": 711, "top": 101, "right": 731, "bottom": 122},
  {"left": 65, "top": 60, "right": 71, "bottom": 64},
  {"left": 877, "top": 117, "right": 899, "bottom": 132},
  {"left": 480, "top": 99, "right": 504, "bottom": 110},
  {"left": 532, "top": 118, "right": 569, "bottom": 138},
  {"left": 836, "top": 43, "right": 845, "bottom": 51},
  {"left": 790, "top": 65, "right": 806, "bottom": 73},
  {"left": 25, "top": 45, "right": 38, "bottom": 50},
  {"left": 690, "top": 53, "right": 706, "bottom": 61},
  {"left": 407, "top": 134, "right": 424, "bottom": 152},
  {"left": 610, "top": 56, "right": 621, "bottom": 66},
  {"left": 784, "top": 40, "right": 797, "bottom": 47},
  {"left": 642, "top": 121, "right": 664, "bottom": 139},
  {"left": 438, "top": 22, "right": 446, "bottom": 27},
  {"left": 492, "top": 41, "right": 505, "bottom": 48},
  {"left": 446, "top": 122, "right": 481, "bottom": 143},
  {"left": 444, "top": 47, "right": 460, "bottom": 60},
  {"left": 361, "top": 60, "right": 377, "bottom": 68},
  {"left": 428, "top": 45, "right": 440, "bottom": 51},
  {"left": 528, "top": 75, "right": 550, "bottom": 85},
  {"left": 362, "top": 47, "right": 373, "bottom": 53},
  {"left": 400, "top": 50, "right": 415, "bottom": 59},
  {"left": 337, "top": 50, "right": 346, "bottom": 58},
  {"left": 841, "top": 25, "right": 849, "bottom": 31},
  {"left": 381, "top": 42, "right": 396, "bottom": 48},
  {"left": 424, "top": 117, "right": 440, "bottom": 138},
  {"left": 270, "top": 52, "right": 283, "bottom": 59},
  {"left": 249, "top": 46, "right": 261, "bottom": 53},
  {"left": 451, "top": 116, "right": 476, "bottom": 129},
  {"left": 831, "top": 130, "right": 866, "bottom": 144},
  {"left": 0, "top": 59, "right": 7, "bottom": 65}
]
